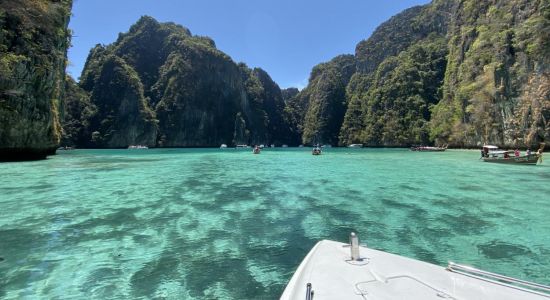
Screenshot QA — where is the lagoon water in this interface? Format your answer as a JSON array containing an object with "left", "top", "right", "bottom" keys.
[{"left": 0, "top": 148, "right": 549, "bottom": 299}]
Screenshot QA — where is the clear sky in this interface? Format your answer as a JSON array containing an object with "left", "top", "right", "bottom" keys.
[{"left": 68, "top": 0, "right": 430, "bottom": 89}]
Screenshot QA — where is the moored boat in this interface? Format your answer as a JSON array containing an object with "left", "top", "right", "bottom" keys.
[
  {"left": 128, "top": 145, "right": 148, "bottom": 149},
  {"left": 312, "top": 146, "right": 322, "bottom": 155},
  {"left": 410, "top": 145, "right": 447, "bottom": 152},
  {"left": 252, "top": 145, "right": 261, "bottom": 154},
  {"left": 220, "top": 144, "right": 228, "bottom": 148},
  {"left": 481, "top": 144, "right": 544, "bottom": 165},
  {"left": 281, "top": 233, "right": 550, "bottom": 300},
  {"left": 348, "top": 144, "right": 363, "bottom": 148},
  {"left": 57, "top": 146, "right": 74, "bottom": 150}
]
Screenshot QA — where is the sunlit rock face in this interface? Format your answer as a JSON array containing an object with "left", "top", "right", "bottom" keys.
[
  {"left": 69, "top": 16, "right": 294, "bottom": 148},
  {"left": 0, "top": 0, "right": 73, "bottom": 160}
]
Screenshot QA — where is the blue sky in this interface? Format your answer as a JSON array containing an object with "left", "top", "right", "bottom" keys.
[{"left": 68, "top": 0, "right": 430, "bottom": 89}]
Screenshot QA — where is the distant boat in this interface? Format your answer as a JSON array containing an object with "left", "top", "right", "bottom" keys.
[
  {"left": 281, "top": 232, "right": 550, "bottom": 300},
  {"left": 322, "top": 144, "right": 332, "bottom": 148},
  {"left": 312, "top": 146, "right": 322, "bottom": 155},
  {"left": 299, "top": 145, "right": 304, "bottom": 148},
  {"left": 220, "top": 144, "right": 228, "bottom": 148},
  {"left": 481, "top": 144, "right": 544, "bottom": 165},
  {"left": 282, "top": 144, "right": 289, "bottom": 148},
  {"left": 57, "top": 146, "right": 74, "bottom": 150},
  {"left": 253, "top": 146, "right": 261, "bottom": 154},
  {"left": 236, "top": 144, "right": 250, "bottom": 149},
  {"left": 128, "top": 145, "right": 148, "bottom": 149},
  {"left": 348, "top": 144, "right": 363, "bottom": 148},
  {"left": 410, "top": 145, "right": 447, "bottom": 152},
  {"left": 270, "top": 144, "right": 275, "bottom": 148}
]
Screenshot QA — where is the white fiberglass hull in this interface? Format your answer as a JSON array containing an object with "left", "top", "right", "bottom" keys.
[{"left": 281, "top": 240, "right": 549, "bottom": 300}]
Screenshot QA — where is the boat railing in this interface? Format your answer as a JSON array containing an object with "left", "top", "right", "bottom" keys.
[{"left": 447, "top": 262, "right": 550, "bottom": 297}]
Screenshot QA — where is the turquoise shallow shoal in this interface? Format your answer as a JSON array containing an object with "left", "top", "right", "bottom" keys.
[{"left": 0, "top": 148, "right": 549, "bottom": 299}]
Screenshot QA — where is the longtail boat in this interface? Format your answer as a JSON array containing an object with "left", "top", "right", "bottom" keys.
[
  {"left": 252, "top": 146, "right": 261, "bottom": 154},
  {"left": 312, "top": 146, "right": 322, "bottom": 155},
  {"left": 481, "top": 143, "right": 544, "bottom": 165},
  {"left": 410, "top": 145, "right": 447, "bottom": 152}
]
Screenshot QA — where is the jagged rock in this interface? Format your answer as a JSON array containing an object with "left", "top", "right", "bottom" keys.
[
  {"left": 86, "top": 55, "right": 158, "bottom": 148},
  {"left": 293, "top": 55, "right": 356, "bottom": 146},
  {"left": 0, "top": 0, "right": 72, "bottom": 160},
  {"left": 66, "top": 16, "right": 296, "bottom": 148}
]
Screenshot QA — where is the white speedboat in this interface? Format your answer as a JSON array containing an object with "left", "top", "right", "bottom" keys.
[
  {"left": 348, "top": 144, "right": 363, "bottom": 148},
  {"left": 220, "top": 144, "right": 228, "bottom": 148},
  {"left": 281, "top": 233, "right": 550, "bottom": 300}
]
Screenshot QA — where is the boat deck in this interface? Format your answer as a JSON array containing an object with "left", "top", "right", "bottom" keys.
[{"left": 281, "top": 240, "right": 549, "bottom": 300}]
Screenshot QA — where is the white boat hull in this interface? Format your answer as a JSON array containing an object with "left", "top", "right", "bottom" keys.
[{"left": 281, "top": 240, "right": 549, "bottom": 300}]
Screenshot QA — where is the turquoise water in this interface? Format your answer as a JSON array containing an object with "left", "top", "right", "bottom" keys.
[{"left": 0, "top": 148, "right": 549, "bottom": 299}]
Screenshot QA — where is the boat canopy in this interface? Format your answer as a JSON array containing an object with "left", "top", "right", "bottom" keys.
[{"left": 483, "top": 145, "right": 499, "bottom": 149}]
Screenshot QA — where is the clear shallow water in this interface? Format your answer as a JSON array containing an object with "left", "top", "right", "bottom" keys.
[{"left": 0, "top": 148, "right": 549, "bottom": 299}]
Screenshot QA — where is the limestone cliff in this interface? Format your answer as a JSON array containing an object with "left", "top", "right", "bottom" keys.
[
  {"left": 86, "top": 55, "right": 158, "bottom": 148},
  {"left": 239, "top": 66, "right": 292, "bottom": 145},
  {"left": 299, "top": 55, "right": 356, "bottom": 145},
  {"left": 430, "top": 0, "right": 550, "bottom": 148},
  {"left": 0, "top": 0, "right": 72, "bottom": 160},
  {"left": 63, "top": 2, "right": 549, "bottom": 149},
  {"left": 314, "top": 0, "right": 548, "bottom": 148},
  {"left": 67, "top": 16, "right": 294, "bottom": 148}
]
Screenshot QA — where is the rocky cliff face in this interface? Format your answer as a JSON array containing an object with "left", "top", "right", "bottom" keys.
[
  {"left": 430, "top": 0, "right": 550, "bottom": 148},
  {"left": 61, "top": 77, "right": 95, "bottom": 147},
  {"left": 87, "top": 55, "right": 158, "bottom": 148},
  {"left": 299, "top": 1, "right": 452, "bottom": 147},
  {"left": 60, "top": 2, "right": 549, "bottom": 149},
  {"left": 341, "top": 37, "right": 448, "bottom": 147},
  {"left": 283, "top": 55, "right": 357, "bottom": 146},
  {"left": 0, "top": 0, "right": 72, "bottom": 160},
  {"left": 302, "top": 0, "right": 548, "bottom": 148},
  {"left": 66, "top": 16, "right": 294, "bottom": 148},
  {"left": 299, "top": 55, "right": 356, "bottom": 145},
  {"left": 241, "top": 67, "right": 292, "bottom": 145}
]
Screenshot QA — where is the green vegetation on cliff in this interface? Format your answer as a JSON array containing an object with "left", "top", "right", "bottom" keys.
[
  {"left": 61, "top": 76, "right": 95, "bottom": 147},
  {"left": 430, "top": 0, "right": 550, "bottom": 148},
  {"left": 34, "top": 0, "right": 550, "bottom": 150},
  {"left": 86, "top": 55, "right": 158, "bottom": 148},
  {"left": 239, "top": 65, "right": 292, "bottom": 145},
  {"left": 65, "top": 16, "right": 294, "bottom": 148},
  {"left": 301, "top": 0, "right": 548, "bottom": 148},
  {"left": 298, "top": 55, "right": 356, "bottom": 145},
  {"left": 0, "top": 0, "right": 72, "bottom": 159},
  {"left": 341, "top": 37, "right": 448, "bottom": 146}
]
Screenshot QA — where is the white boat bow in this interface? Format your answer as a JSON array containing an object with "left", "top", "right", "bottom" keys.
[{"left": 281, "top": 235, "right": 550, "bottom": 300}]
